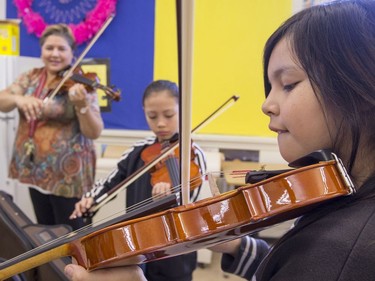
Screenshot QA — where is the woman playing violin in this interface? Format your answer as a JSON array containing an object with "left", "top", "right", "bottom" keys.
[
  {"left": 70, "top": 79, "right": 207, "bottom": 281},
  {"left": 65, "top": 0, "right": 375, "bottom": 280},
  {"left": 0, "top": 24, "right": 104, "bottom": 231}
]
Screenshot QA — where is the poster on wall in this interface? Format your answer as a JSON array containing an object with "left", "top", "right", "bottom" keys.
[{"left": 80, "top": 58, "right": 119, "bottom": 112}]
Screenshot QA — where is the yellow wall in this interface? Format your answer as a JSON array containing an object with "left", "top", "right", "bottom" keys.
[{"left": 154, "top": 1, "right": 292, "bottom": 137}]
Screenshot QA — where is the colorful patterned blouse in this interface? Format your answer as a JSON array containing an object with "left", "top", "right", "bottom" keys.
[{"left": 8, "top": 67, "right": 99, "bottom": 198}]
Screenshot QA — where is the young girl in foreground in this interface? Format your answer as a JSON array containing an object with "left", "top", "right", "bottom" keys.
[{"left": 65, "top": 0, "right": 375, "bottom": 280}]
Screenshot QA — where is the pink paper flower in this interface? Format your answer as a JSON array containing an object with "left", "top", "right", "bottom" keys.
[{"left": 13, "top": 0, "right": 117, "bottom": 45}]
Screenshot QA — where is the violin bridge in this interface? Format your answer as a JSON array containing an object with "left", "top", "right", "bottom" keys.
[{"left": 331, "top": 152, "right": 356, "bottom": 194}]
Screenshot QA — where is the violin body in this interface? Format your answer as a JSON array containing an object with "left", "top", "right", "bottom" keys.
[
  {"left": 0, "top": 155, "right": 354, "bottom": 279},
  {"left": 52, "top": 66, "right": 121, "bottom": 101},
  {"left": 141, "top": 141, "right": 202, "bottom": 190},
  {"left": 79, "top": 159, "right": 353, "bottom": 270}
]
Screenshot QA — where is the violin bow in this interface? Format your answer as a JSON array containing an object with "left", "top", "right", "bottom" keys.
[
  {"left": 176, "top": 0, "right": 195, "bottom": 205},
  {"left": 43, "top": 14, "right": 115, "bottom": 104}
]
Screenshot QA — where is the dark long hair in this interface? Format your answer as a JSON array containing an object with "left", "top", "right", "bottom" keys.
[{"left": 263, "top": 0, "right": 375, "bottom": 174}]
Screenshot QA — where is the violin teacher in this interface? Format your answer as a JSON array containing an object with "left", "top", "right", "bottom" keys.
[
  {"left": 70, "top": 79, "right": 207, "bottom": 281},
  {"left": 0, "top": 24, "right": 104, "bottom": 231},
  {"left": 65, "top": 0, "right": 375, "bottom": 280}
]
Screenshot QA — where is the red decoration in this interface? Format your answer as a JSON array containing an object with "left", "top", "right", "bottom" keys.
[{"left": 13, "top": 0, "right": 117, "bottom": 45}]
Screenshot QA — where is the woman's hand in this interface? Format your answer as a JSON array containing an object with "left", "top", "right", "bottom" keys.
[
  {"left": 14, "top": 95, "right": 44, "bottom": 122},
  {"left": 69, "top": 196, "right": 94, "bottom": 219},
  {"left": 68, "top": 83, "right": 104, "bottom": 139},
  {"left": 68, "top": 84, "right": 89, "bottom": 110},
  {"left": 64, "top": 264, "right": 147, "bottom": 281},
  {"left": 152, "top": 182, "right": 171, "bottom": 199}
]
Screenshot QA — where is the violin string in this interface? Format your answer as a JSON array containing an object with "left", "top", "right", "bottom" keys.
[
  {"left": 161, "top": 141, "right": 180, "bottom": 186},
  {"left": 91, "top": 170, "right": 224, "bottom": 224},
  {"left": 2, "top": 172, "right": 226, "bottom": 266},
  {"left": 122, "top": 172, "right": 208, "bottom": 214},
  {"left": 167, "top": 157, "right": 180, "bottom": 186},
  {"left": 91, "top": 170, "right": 225, "bottom": 221},
  {"left": 1, "top": 171, "right": 226, "bottom": 265}
]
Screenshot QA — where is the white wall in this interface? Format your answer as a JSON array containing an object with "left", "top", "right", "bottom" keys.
[
  {"left": 0, "top": 0, "right": 5, "bottom": 19},
  {"left": 292, "top": 0, "right": 305, "bottom": 14}
]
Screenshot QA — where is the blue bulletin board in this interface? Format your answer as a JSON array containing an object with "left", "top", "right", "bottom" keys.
[
  {"left": 7, "top": 0, "right": 154, "bottom": 130},
  {"left": 6, "top": 0, "right": 292, "bottom": 137}
]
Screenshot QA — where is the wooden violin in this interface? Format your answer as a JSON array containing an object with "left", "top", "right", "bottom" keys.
[
  {"left": 140, "top": 139, "right": 202, "bottom": 190},
  {"left": 55, "top": 66, "right": 121, "bottom": 101},
  {"left": 0, "top": 151, "right": 355, "bottom": 280}
]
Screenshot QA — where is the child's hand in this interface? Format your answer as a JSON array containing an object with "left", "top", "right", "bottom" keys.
[
  {"left": 69, "top": 197, "right": 94, "bottom": 219},
  {"left": 64, "top": 264, "right": 146, "bottom": 281},
  {"left": 152, "top": 182, "right": 172, "bottom": 199}
]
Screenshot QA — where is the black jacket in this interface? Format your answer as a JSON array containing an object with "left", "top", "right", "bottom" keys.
[
  {"left": 222, "top": 176, "right": 375, "bottom": 281},
  {"left": 88, "top": 135, "right": 207, "bottom": 208}
]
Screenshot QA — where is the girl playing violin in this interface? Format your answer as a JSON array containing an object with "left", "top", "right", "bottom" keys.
[
  {"left": 65, "top": 0, "right": 375, "bottom": 280},
  {"left": 70, "top": 79, "right": 207, "bottom": 281},
  {"left": 0, "top": 24, "right": 103, "bottom": 231},
  {"left": 209, "top": 1, "right": 375, "bottom": 280}
]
